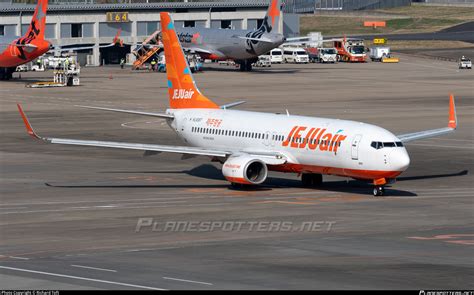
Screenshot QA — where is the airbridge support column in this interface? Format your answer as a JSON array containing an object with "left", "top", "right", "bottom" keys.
[
  {"left": 130, "top": 19, "right": 138, "bottom": 65},
  {"left": 92, "top": 22, "right": 100, "bottom": 66},
  {"left": 92, "top": 45, "right": 100, "bottom": 66}
]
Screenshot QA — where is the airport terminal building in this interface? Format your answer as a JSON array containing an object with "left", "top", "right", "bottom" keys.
[
  {"left": 0, "top": 1, "right": 299, "bottom": 66},
  {"left": 0, "top": 0, "right": 412, "bottom": 65}
]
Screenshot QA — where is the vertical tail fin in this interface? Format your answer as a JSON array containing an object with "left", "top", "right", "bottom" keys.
[
  {"left": 159, "top": 12, "right": 218, "bottom": 109},
  {"left": 24, "top": 0, "right": 48, "bottom": 41},
  {"left": 259, "top": 0, "right": 281, "bottom": 34}
]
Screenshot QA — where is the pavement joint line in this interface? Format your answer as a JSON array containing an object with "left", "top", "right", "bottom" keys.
[
  {"left": 71, "top": 264, "right": 117, "bottom": 273},
  {"left": 0, "top": 266, "right": 166, "bottom": 290},
  {"left": 9, "top": 256, "right": 30, "bottom": 260},
  {"left": 162, "top": 276, "right": 213, "bottom": 286}
]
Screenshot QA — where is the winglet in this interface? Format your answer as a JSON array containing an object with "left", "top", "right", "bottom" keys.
[
  {"left": 112, "top": 28, "right": 122, "bottom": 44},
  {"left": 448, "top": 94, "right": 457, "bottom": 129},
  {"left": 17, "top": 104, "right": 41, "bottom": 139}
]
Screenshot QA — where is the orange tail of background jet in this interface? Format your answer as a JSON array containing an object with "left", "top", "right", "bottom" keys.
[
  {"left": 159, "top": 12, "right": 219, "bottom": 109},
  {"left": 24, "top": 0, "right": 48, "bottom": 42}
]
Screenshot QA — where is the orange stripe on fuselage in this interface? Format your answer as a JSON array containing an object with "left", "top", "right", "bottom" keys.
[{"left": 268, "top": 163, "right": 403, "bottom": 180}]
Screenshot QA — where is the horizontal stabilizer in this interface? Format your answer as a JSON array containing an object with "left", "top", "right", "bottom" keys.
[
  {"left": 237, "top": 36, "right": 273, "bottom": 43},
  {"left": 220, "top": 101, "right": 246, "bottom": 109}
]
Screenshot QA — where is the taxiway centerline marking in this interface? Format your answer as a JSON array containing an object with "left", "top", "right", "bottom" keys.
[
  {"left": 71, "top": 264, "right": 117, "bottom": 273},
  {"left": 0, "top": 266, "right": 165, "bottom": 290},
  {"left": 163, "top": 276, "right": 213, "bottom": 286}
]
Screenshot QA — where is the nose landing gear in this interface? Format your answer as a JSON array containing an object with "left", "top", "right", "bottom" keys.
[
  {"left": 373, "top": 186, "right": 385, "bottom": 196},
  {"left": 373, "top": 178, "right": 387, "bottom": 197}
]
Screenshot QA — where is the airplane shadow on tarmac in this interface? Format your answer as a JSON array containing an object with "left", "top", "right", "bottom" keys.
[
  {"left": 5, "top": 77, "right": 48, "bottom": 84},
  {"left": 201, "top": 67, "right": 300, "bottom": 74},
  {"left": 45, "top": 165, "right": 470, "bottom": 197}
]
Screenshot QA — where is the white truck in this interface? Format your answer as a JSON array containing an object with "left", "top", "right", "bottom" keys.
[
  {"left": 268, "top": 48, "right": 283, "bottom": 64},
  {"left": 459, "top": 56, "right": 472, "bottom": 69},
  {"left": 316, "top": 48, "right": 337, "bottom": 63},
  {"left": 282, "top": 47, "right": 309, "bottom": 64},
  {"left": 253, "top": 55, "right": 272, "bottom": 67},
  {"left": 369, "top": 46, "right": 391, "bottom": 62}
]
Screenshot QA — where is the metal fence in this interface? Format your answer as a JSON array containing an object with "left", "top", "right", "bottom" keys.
[
  {"left": 283, "top": 0, "right": 411, "bottom": 13},
  {"left": 6, "top": 0, "right": 269, "bottom": 3},
  {"left": 4, "top": 0, "right": 412, "bottom": 11}
]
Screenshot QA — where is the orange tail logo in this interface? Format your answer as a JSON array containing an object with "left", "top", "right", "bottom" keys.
[
  {"left": 25, "top": 0, "right": 48, "bottom": 41},
  {"left": 160, "top": 12, "right": 218, "bottom": 109}
]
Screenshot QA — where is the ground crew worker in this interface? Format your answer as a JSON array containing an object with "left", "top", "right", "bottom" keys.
[
  {"left": 150, "top": 59, "right": 157, "bottom": 71},
  {"left": 120, "top": 58, "right": 125, "bottom": 69}
]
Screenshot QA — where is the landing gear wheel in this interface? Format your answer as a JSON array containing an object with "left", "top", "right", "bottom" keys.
[
  {"left": 245, "top": 60, "right": 253, "bottom": 71},
  {"left": 301, "top": 173, "right": 323, "bottom": 187},
  {"left": 373, "top": 186, "right": 385, "bottom": 197}
]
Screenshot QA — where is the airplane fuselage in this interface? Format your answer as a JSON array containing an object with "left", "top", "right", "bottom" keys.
[
  {"left": 167, "top": 108, "right": 410, "bottom": 181},
  {"left": 0, "top": 36, "right": 51, "bottom": 68},
  {"left": 176, "top": 27, "right": 285, "bottom": 61}
]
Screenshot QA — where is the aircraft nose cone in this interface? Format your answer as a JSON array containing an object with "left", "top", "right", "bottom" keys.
[{"left": 391, "top": 149, "right": 410, "bottom": 171}]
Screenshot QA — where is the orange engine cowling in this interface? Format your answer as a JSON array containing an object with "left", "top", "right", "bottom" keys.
[{"left": 222, "top": 155, "right": 268, "bottom": 185}]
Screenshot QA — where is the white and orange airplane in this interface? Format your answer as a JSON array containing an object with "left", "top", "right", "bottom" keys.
[
  {"left": 0, "top": 0, "right": 49, "bottom": 80},
  {"left": 0, "top": 0, "right": 122, "bottom": 80},
  {"left": 18, "top": 12, "right": 458, "bottom": 196}
]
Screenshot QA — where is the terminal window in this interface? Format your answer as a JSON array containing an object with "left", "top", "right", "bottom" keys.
[
  {"left": 71, "top": 23, "right": 82, "bottom": 38},
  {"left": 221, "top": 20, "right": 231, "bottom": 29},
  {"left": 184, "top": 21, "right": 195, "bottom": 28}
]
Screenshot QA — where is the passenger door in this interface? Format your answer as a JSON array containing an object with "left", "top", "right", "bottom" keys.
[
  {"left": 351, "top": 134, "right": 363, "bottom": 160},
  {"left": 263, "top": 131, "right": 270, "bottom": 146}
]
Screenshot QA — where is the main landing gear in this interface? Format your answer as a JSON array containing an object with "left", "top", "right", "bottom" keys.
[
  {"left": 0, "top": 67, "right": 15, "bottom": 80},
  {"left": 301, "top": 173, "right": 323, "bottom": 187},
  {"left": 238, "top": 59, "right": 256, "bottom": 72}
]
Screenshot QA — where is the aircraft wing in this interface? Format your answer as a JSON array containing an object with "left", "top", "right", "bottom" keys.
[
  {"left": 75, "top": 105, "right": 174, "bottom": 119},
  {"left": 18, "top": 104, "right": 287, "bottom": 165},
  {"left": 397, "top": 95, "right": 457, "bottom": 143},
  {"left": 52, "top": 29, "right": 122, "bottom": 53},
  {"left": 182, "top": 46, "right": 213, "bottom": 55},
  {"left": 181, "top": 46, "right": 227, "bottom": 59}
]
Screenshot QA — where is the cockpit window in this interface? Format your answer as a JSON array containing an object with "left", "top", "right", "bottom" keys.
[
  {"left": 371, "top": 141, "right": 404, "bottom": 149},
  {"left": 371, "top": 141, "right": 381, "bottom": 149}
]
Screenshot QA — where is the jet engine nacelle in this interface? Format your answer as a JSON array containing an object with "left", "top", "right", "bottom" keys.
[{"left": 222, "top": 155, "right": 268, "bottom": 185}]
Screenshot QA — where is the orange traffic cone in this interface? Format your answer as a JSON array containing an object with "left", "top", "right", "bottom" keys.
[{"left": 109, "top": 74, "right": 113, "bottom": 79}]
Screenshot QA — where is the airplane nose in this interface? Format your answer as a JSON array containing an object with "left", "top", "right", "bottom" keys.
[{"left": 391, "top": 149, "right": 410, "bottom": 171}]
